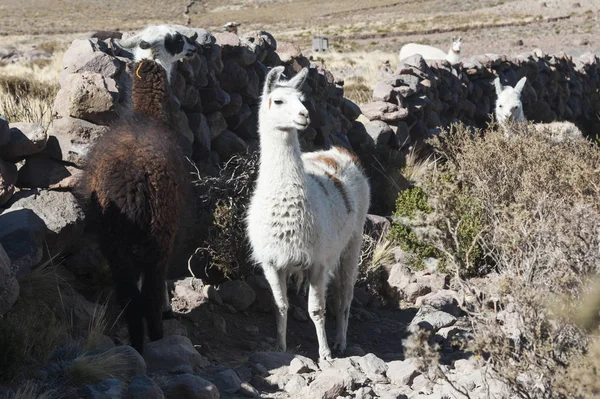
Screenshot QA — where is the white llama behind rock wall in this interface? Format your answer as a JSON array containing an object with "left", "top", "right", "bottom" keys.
[
  {"left": 493, "top": 76, "right": 583, "bottom": 141},
  {"left": 399, "top": 36, "right": 463, "bottom": 65},
  {"left": 246, "top": 66, "right": 370, "bottom": 360}
]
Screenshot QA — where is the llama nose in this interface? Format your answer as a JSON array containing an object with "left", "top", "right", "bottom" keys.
[{"left": 299, "top": 110, "right": 308, "bottom": 117}]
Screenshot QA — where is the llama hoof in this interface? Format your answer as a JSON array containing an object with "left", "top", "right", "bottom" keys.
[
  {"left": 319, "top": 348, "right": 332, "bottom": 361},
  {"left": 332, "top": 342, "right": 347, "bottom": 356}
]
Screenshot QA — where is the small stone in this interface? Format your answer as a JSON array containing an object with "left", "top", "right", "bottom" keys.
[
  {"left": 248, "top": 352, "right": 295, "bottom": 375},
  {"left": 217, "top": 280, "right": 256, "bottom": 311},
  {"left": 302, "top": 368, "right": 352, "bottom": 399},
  {"left": 238, "top": 381, "right": 259, "bottom": 397},
  {"left": 161, "top": 374, "right": 219, "bottom": 399},
  {"left": 403, "top": 282, "right": 432, "bottom": 303},
  {"left": 289, "top": 356, "right": 319, "bottom": 374},
  {"left": 409, "top": 305, "right": 457, "bottom": 332},
  {"left": 387, "top": 358, "right": 422, "bottom": 386},
  {"left": 214, "top": 368, "right": 241, "bottom": 394},
  {"left": 357, "top": 353, "right": 388, "bottom": 383},
  {"left": 284, "top": 374, "right": 308, "bottom": 393}
]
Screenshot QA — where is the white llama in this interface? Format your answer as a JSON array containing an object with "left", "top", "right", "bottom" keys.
[
  {"left": 246, "top": 66, "right": 371, "bottom": 360},
  {"left": 399, "top": 36, "right": 463, "bottom": 65},
  {"left": 118, "top": 25, "right": 198, "bottom": 83},
  {"left": 493, "top": 76, "right": 583, "bottom": 141}
]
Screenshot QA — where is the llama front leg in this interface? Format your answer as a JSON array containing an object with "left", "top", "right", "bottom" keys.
[
  {"left": 333, "top": 234, "right": 361, "bottom": 354},
  {"left": 308, "top": 265, "right": 332, "bottom": 360},
  {"left": 263, "top": 266, "right": 289, "bottom": 352}
]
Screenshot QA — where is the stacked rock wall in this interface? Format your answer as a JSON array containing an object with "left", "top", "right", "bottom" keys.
[
  {"left": 46, "top": 28, "right": 360, "bottom": 172},
  {"left": 361, "top": 50, "right": 600, "bottom": 148}
]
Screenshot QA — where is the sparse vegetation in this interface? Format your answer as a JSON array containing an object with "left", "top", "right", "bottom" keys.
[{"left": 393, "top": 121, "right": 600, "bottom": 398}]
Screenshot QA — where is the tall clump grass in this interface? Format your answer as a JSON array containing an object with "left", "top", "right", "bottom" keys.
[
  {"left": 0, "top": 51, "right": 62, "bottom": 128},
  {"left": 394, "top": 121, "right": 600, "bottom": 398}
]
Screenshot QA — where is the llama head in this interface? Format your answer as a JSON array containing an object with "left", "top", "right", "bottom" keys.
[
  {"left": 260, "top": 66, "right": 310, "bottom": 132},
  {"left": 452, "top": 36, "right": 462, "bottom": 54},
  {"left": 451, "top": 36, "right": 463, "bottom": 53},
  {"left": 119, "top": 25, "right": 198, "bottom": 69},
  {"left": 494, "top": 76, "right": 527, "bottom": 124}
]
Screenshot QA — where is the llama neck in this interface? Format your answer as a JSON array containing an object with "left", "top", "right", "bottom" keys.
[
  {"left": 131, "top": 61, "right": 172, "bottom": 124},
  {"left": 256, "top": 123, "right": 306, "bottom": 194},
  {"left": 447, "top": 48, "right": 460, "bottom": 63}
]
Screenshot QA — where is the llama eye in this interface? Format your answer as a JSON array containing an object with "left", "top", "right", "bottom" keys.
[
  {"left": 274, "top": 100, "right": 283, "bottom": 105},
  {"left": 499, "top": 105, "right": 503, "bottom": 108}
]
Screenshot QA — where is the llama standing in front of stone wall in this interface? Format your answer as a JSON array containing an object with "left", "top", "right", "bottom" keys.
[
  {"left": 246, "top": 66, "right": 370, "bottom": 360},
  {"left": 493, "top": 76, "right": 583, "bottom": 141},
  {"left": 399, "top": 36, "right": 463, "bottom": 65},
  {"left": 78, "top": 26, "right": 197, "bottom": 353}
]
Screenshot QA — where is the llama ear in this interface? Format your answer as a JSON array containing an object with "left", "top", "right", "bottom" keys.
[
  {"left": 493, "top": 77, "right": 503, "bottom": 96},
  {"left": 264, "top": 66, "right": 285, "bottom": 95},
  {"left": 290, "top": 68, "right": 309, "bottom": 90},
  {"left": 514, "top": 76, "right": 527, "bottom": 94}
]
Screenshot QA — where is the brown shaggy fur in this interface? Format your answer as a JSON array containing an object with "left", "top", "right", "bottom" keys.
[{"left": 78, "top": 59, "right": 187, "bottom": 353}]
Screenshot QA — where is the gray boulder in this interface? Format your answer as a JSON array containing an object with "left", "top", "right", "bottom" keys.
[
  {"left": 47, "top": 117, "right": 109, "bottom": 165},
  {"left": 16, "top": 154, "right": 79, "bottom": 189},
  {"left": 161, "top": 374, "right": 219, "bottom": 399},
  {"left": 217, "top": 280, "right": 256, "bottom": 311},
  {"left": 0, "top": 208, "right": 45, "bottom": 277},
  {"left": 0, "top": 123, "right": 47, "bottom": 162},
  {"left": 143, "top": 335, "right": 209, "bottom": 374},
  {"left": 53, "top": 72, "right": 119, "bottom": 125},
  {"left": 7, "top": 190, "right": 85, "bottom": 257}
]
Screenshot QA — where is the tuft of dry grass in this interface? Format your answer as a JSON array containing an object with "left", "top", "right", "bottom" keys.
[
  {"left": 66, "top": 347, "right": 140, "bottom": 386},
  {"left": 4, "top": 380, "right": 58, "bottom": 399},
  {"left": 0, "top": 51, "right": 61, "bottom": 128}
]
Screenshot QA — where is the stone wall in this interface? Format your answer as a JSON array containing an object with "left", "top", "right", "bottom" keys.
[
  {"left": 361, "top": 50, "right": 600, "bottom": 148},
  {"left": 46, "top": 28, "right": 359, "bottom": 172}
]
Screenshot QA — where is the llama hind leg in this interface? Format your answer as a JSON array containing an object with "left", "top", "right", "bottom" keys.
[
  {"left": 113, "top": 267, "right": 145, "bottom": 353},
  {"left": 142, "top": 268, "right": 166, "bottom": 342},
  {"left": 308, "top": 265, "right": 332, "bottom": 360},
  {"left": 263, "top": 266, "right": 289, "bottom": 352},
  {"left": 333, "top": 234, "right": 361, "bottom": 354}
]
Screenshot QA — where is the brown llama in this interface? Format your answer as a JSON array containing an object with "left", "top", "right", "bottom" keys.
[{"left": 78, "top": 59, "right": 188, "bottom": 353}]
